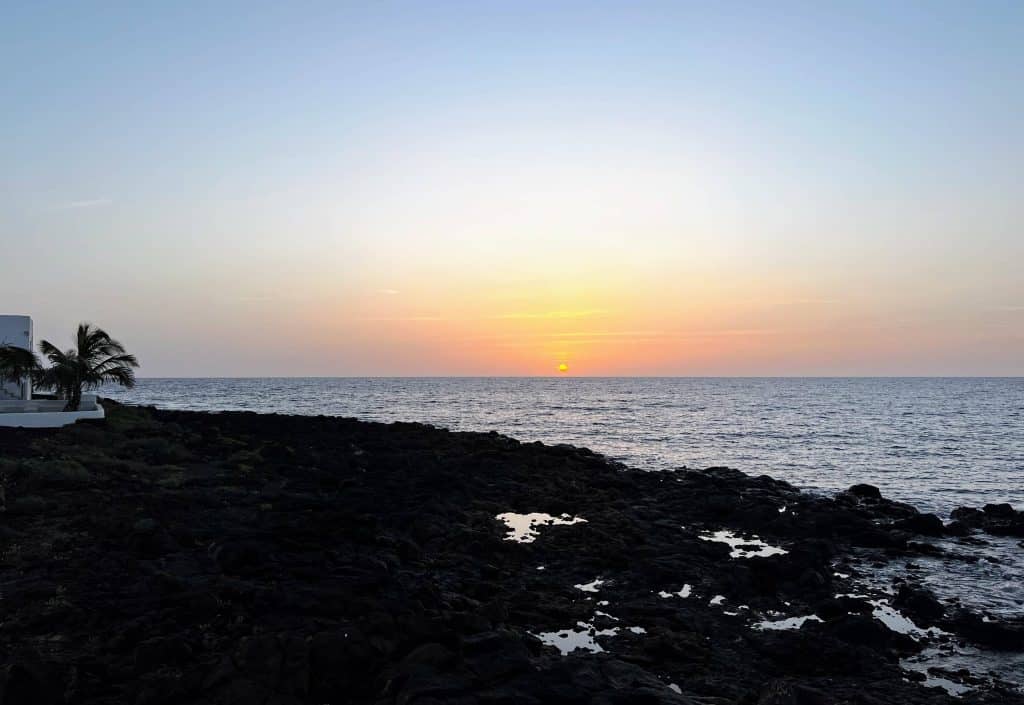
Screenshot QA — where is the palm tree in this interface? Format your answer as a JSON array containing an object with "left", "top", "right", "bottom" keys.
[
  {"left": 37, "top": 323, "right": 139, "bottom": 411},
  {"left": 0, "top": 344, "right": 40, "bottom": 398}
]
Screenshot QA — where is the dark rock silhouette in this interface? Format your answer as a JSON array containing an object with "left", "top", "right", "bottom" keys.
[
  {"left": 0, "top": 402, "right": 1019, "bottom": 704},
  {"left": 951, "top": 504, "right": 1024, "bottom": 537}
]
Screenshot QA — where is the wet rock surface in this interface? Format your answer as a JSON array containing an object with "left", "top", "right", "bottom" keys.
[
  {"left": 0, "top": 402, "right": 1021, "bottom": 704},
  {"left": 950, "top": 505, "right": 1024, "bottom": 538}
]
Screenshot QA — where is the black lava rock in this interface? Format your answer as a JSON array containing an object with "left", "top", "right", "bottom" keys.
[
  {"left": 847, "top": 484, "right": 882, "bottom": 499},
  {"left": 0, "top": 401, "right": 1019, "bottom": 705}
]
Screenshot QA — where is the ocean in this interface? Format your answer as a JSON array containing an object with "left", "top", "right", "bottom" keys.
[{"left": 102, "top": 377, "right": 1024, "bottom": 515}]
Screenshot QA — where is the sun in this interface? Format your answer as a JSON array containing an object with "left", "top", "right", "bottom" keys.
[{"left": 558, "top": 363, "right": 569, "bottom": 373}]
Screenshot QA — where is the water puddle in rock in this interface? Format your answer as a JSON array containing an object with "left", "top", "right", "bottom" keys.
[
  {"left": 842, "top": 549, "right": 1024, "bottom": 696},
  {"left": 495, "top": 512, "right": 586, "bottom": 543},
  {"left": 752, "top": 614, "right": 823, "bottom": 631},
  {"left": 574, "top": 577, "right": 605, "bottom": 593},
  {"left": 658, "top": 585, "right": 692, "bottom": 599},
  {"left": 535, "top": 621, "right": 618, "bottom": 654},
  {"left": 901, "top": 645, "right": 1024, "bottom": 697},
  {"left": 698, "top": 530, "right": 787, "bottom": 558},
  {"left": 894, "top": 535, "right": 1022, "bottom": 617},
  {"left": 535, "top": 606, "right": 647, "bottom": 655},
  {"left": 868, "top": 598, "right": 947, "bottom": 639}
]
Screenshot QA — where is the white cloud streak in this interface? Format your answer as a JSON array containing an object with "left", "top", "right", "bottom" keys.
[{"left": 58, "top": 198, "right": 112, "bottom": 209}]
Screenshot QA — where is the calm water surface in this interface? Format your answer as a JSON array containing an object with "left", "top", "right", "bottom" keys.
[{"left": 103, "top": 377, "right": 1024, "bottom": 514}]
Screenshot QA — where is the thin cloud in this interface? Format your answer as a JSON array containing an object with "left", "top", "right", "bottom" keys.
[
  {"left": 376, "top": 289, "right": 401, "bottom": 295},
  {"left": 768, "top": 298, "right": 839, "bottom": 307},
  {"left": 540, "top": 330, "right": 667, "bottom": 339},
  {"left": 470, "top": 328, "right": 776, "bottom": 343},
  {"left": 674, "top": 328, "right": 778, "bottom": 338},
  {"left": 493, "top": 309, "right": 613, "bottom": 320},
  {"left": 461, "top": 329, "right": 660, "bottom": 342},
  {"left": 991, "top": 305, "right": 1024, "bottom": 312},
  {"left": 58, "top": 198, "right": 112, "bottom": 209},
  {"left": 232, "top": 294, "right": 311, "bottom": 303},
  {"left": 492, "top": 337, "right": 668, "bottom": 348},
  {"left": 358, "top": 315, "right": 444, "bottom": 322}
]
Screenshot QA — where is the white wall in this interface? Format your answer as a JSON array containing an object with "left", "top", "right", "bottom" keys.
[
  {"left": 0, "top": 404, "right": 105, "bottom": 428},
  {"left": 0, "top": 393, "right": 103, "bottom": 428},
  {"left": 0, "top": 315, "right": 33, "bottom": 400}
]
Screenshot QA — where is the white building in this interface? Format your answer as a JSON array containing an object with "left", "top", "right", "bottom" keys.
[{"left": 0, "top": 314, "right": 33, "bottom": 400}]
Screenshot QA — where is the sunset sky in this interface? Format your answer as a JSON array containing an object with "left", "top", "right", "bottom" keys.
[{"left": 3, "top": 2, "right": 1022, "bottom": 376}]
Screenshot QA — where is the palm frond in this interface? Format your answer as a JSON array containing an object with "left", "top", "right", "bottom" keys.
[
  {"left": 39, "top": 339, "right": 72, "bottom": 364},
  {"left": 91, "top": 353, "right": 139, "bottom": 373},
  {"left": 97, "top": 366, "right": 137, "bottom": 389},
  {"left": 37, "top": 323, "right": 140, "bottom": 402},
  {"left": 0, "top": 345, "right": 40, "bottom": 383}
]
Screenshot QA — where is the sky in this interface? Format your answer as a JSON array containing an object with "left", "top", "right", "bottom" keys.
[{"left": 2, "top": 1, "right": 1022, "bottom": 376}]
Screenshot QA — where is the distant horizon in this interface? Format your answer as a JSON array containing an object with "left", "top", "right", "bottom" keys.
[{"left": 122, "top": 374, "right": 1024, "bottom": 380}]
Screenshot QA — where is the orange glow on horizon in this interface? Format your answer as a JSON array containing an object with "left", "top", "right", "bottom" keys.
[{"left": 279, "top": 257, "right": 1024, "bottom": 377}]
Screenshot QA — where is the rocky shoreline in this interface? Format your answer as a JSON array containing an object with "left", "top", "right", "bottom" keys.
[{"left": 0, "top": 401, "right": 1021, "bottom": 704}]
